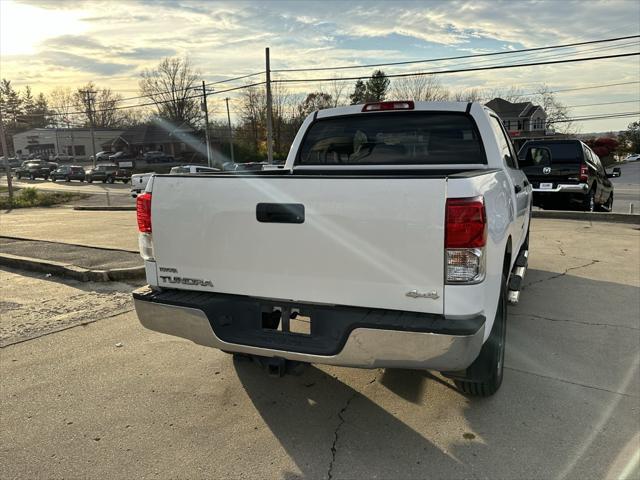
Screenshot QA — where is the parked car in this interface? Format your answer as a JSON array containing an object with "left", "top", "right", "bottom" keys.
[
  {"left": 14, "top": 160, "right": 57, "bottom": 180},
  {"left": 51, "top": 154, "right": 75, "bottom": 162},
  {"left": 169, "top": 165, "right": 220, "bottom": 174},
  {"left": 92, "top": 151, "right": 113, "bottom": 162},
  {"left": 132, "top": 100, "right": 533, "bottom": 397},
  {"left": 130, "top": 172, "right": 155, "bottom": 198},
  {"left": 1, "top": 157, "right": 21, "bottom": 169},
  {"left": 85, "top": 164, "right": 131, "bottom": 184},
  {"left": 50, "top": 165, "right": 86, "bottom": 182},
  {"left": 518, "top": 139, "right": 620, "bottom": 211},
  {"left": 142, "top": 151, "right": 175, "bottom": 164},
  {"left": 623, "top": 153, "right": 640, "bottom": 162}
]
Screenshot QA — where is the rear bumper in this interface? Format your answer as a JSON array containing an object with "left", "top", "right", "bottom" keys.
[
  {"left": 132, "top": 287, "right": 486, "bottom": 371},
  {"left": 532, "top": 182, "right": 589, "bottom": 193}
]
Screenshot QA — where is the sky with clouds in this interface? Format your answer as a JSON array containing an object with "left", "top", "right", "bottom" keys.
[{"left": 0, "top": 0, "right": 639, "bottom": 131}]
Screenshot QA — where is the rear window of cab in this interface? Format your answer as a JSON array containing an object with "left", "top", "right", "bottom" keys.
[{"left": 297, "top": 112, "right": 486, "bottom": 166}]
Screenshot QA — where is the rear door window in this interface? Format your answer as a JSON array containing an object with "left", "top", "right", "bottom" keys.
[{"left": 297, "top": 112, "right": 486, "bottom": 166}]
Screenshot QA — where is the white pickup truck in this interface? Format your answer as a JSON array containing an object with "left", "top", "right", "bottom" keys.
[{"left": 133, "top": 101, "right": 532, "bottom": 396}]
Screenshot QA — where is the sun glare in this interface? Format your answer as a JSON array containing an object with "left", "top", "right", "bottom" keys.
[{"left": 0, "top": 0, "right": 88, "bottom": 56}]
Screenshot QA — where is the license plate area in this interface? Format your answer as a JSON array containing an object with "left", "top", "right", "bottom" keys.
[
  {"left": 261, "top": 306, "right": 311, "bottom": 336},
  {"left": 539, "top": 182, "right": 553, "bottom": 190}
]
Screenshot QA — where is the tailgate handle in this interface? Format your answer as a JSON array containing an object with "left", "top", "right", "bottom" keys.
[{"left": 256, "top": 203, "right": 305, "bottom": 224}]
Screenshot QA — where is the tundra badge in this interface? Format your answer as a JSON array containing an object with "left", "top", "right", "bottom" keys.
[{"left": 406, "top": 289, "right": 439, "bottom": 299}]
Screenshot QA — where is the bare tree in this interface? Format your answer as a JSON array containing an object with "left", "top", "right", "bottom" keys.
[
  {"left": 452, "top": 88, "right": 483, "bottom": 102},
  {"left": 391, "top": 75, "right": 450, "bottom": 101},
  {"left": 238, "top": 83, "right": 266, "bottom": 154},
  {"left": 485, "top": 86, "right": 524, "bottom": 103},
  {"left": 139, "top": 57, "right": 201, "bottom": 127},
  {"left": 74, "top": 82, "right": 127, "bottom": 128},
  {"left": 327, "top": 78, "right": 348, "bottom": 107},
  {"left": 49, "top": 87, "right": 79, "bottom": 127},
  {"left": 531, "top": 85, "right": 575, "bottom": 134}
]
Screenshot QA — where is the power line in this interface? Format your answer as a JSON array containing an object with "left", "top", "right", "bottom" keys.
[
  {"left": 565, "top": 100, "right": 640, "bottom": 108},
  {"left": 272, "top": 34, "right": 640, "bottom": 73},
  {"left": 272, "top": 51, "right": 640, "bottom": 84},
  {"left": 548, "top": 111, "right": 640, "bottom": 123}
]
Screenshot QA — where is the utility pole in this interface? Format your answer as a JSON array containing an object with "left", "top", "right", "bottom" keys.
[
  {"left": 0, "top": 112, "right": 14, "bottom": 203},
  {"left": 81, "top": 89, "right": 98, "bottom": 167},
  {"left": 265, "top": 47, "right": 274, "bottom": 164},
  {"left": 201, "top": 80, "right": 212, "bottom": 167},
  {"left": 224, "top": 97, "right": 235, "bottom": 163}
]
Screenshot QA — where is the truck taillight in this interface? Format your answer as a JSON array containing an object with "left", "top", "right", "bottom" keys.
[
  {"left": 445, "top": 197, "right": 486, "bottom": 284},
  {"left": 136, "top": 193, "right": 154, "bottom": 261},
  {"left": 362, "top": 101, "right": 414, "bottom": 112},
  {"left": 136, "top": 193, "right": 152, "bottom": 233},
  {"left": 579, "top": 163, "right": 589, "bottom": 182}
]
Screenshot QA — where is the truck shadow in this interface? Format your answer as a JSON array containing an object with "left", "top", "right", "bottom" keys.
[
  {"left": 234, "top": 268, "right": 639, "bottom": 479},
  {"left": 234, "top": 360, "right": 467, "bottom": 480}
]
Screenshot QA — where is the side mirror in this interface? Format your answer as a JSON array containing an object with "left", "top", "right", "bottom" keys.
[{"left": 607, "top": 167, "right": 621, "bottom": 178}]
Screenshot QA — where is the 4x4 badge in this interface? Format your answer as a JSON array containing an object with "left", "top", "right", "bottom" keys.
[
  {"left": 543, "top": 167, "right": 551, "bottom": 174},
  {"left": 406, "top": 289, "right": 439, "bottom": 299}
]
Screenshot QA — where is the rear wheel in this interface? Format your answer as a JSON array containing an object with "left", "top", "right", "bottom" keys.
[
  {"left": 51, "top": 176, "right": 56, "bottom": 182},
  {"left": 599, "top": 193, "right": 613, "bottom": 212},
  {"left": 583, "top": 188, "right": 596, "bottom": 212},
  {"left": 29, "top": 173, "right": 35, "bottom": 180},
  {"left": 453, "top": 275, "right": 507, "bottom": 397},
  {"left": 107, "top": 176, "right": 115, "bottom": 184},
  {"left": 65, "top": 176, "right": 70, "bottom": 182}
]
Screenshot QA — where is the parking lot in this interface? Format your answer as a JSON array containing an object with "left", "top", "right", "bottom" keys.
[{"left": 1, "top": 209, "right": 638, "bottom": 479}]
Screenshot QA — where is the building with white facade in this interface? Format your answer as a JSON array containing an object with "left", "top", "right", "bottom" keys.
[{"left": 12, "top": 128, "right": 123, "bottom": 160}]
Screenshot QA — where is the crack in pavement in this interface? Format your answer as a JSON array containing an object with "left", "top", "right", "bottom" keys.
[
  {"left": 510, "top": 312, "right": 640, "bottom": 330},
  {"left": 326, "top": 370, "right": 379, "bottom": 480},
  {"left": 505, "top": 366, "right": 639, "bottom": 398},
  {"left": 521, "top": 259, "right": 599, "bottom": 291}
]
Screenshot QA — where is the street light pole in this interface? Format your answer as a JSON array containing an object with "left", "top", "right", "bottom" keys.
[
  {"left": 265, "top": 47, "right": 274, "bottom": 164},
  {"left": 225, "top": 97, "right": 235, "bottom": 163},
  {"left": 0, "top": 112, "right": 14, "bottom": 203},
  {"left": 201, "top": 80, "right": 212, "bottom": 167}
]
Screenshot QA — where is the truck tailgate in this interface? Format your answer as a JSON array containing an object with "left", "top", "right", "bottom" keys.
[{"left": 151, "top": 176, "right": 446, "bottom": 314}]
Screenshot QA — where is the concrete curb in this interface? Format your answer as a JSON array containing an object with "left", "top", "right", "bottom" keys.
[
  {"left": 532, "top": 210, "right": 640, "bottom": 224},
  {"left": 73, "top": 206, "right": 136, "bottom": 211},
  {"left": 0, "top": 235, "right": 140, "bottom": 254},
  {"left": 0, "top": 252, "right": 145, "bottom": 282}
]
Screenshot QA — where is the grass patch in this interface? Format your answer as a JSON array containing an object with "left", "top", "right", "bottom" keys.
[{"left": 0, "top": 187, "right": 88, "bottom": 209}]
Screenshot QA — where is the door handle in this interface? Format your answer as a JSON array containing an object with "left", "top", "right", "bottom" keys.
[
  {"left": 256, "top": 203, "right": 305, "bottom": 224},
  {"left": 514, "top": 184, "right": 522, "bottom": 194}
]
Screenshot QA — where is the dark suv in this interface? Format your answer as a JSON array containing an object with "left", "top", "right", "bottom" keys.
[
  {"left": 14, "top": 160, "right": 57, "bottom": 180},
  {"left": 85, "top": 164, "right": 131, "bottom": 184},
  {"left": 518, "top": 140, "right": 621, "bottom": 211},
  {"left": 50, "top": 165, "right": 86, "bottom": 182}
]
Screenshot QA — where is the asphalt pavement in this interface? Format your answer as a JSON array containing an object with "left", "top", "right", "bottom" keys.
[
  {"left": 1, "top": 217, "right": 638, "bottom": 479},
  {"left": 610, "top": 160, "right": 640, "bottom": 214}
]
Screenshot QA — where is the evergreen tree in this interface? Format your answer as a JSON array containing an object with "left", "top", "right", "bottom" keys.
[
  {"left": 349, "top": 80, "right": 367, "bottom": 105},
  {"left": 365, "top": 70, "right": 390, "bottom": 101}
]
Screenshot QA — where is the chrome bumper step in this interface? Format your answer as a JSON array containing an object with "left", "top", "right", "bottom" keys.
[{"left": 508, "top": 250, "right": 528, "bottom": 305}]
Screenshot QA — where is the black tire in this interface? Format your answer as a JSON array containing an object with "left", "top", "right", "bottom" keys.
[
  {"left": 87, "top": 178, "right": 93, "bottom": 183},
  {"left": 107, "top": 176, "right": 115, "bottom": 184},
  {"left": 65, "top": 176, "right": 70, "bottom": 182},
  {"left": 51, "top": 176, "right": 56, "bottom": 182},
  {"left": 598, "top": 193, "right": 613, "bottom": 212},
  {"left": 17, "top": 174, "right": 22, "bottom": 179},
  {"left": 583, "top": 187, "right": 596, "bottom": 212},
  {"left": 454, "top": 275, "right": 507, "bottom": 397},
  {"left": 29, "top": 173, "right": 35, "bottom": 180}
]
